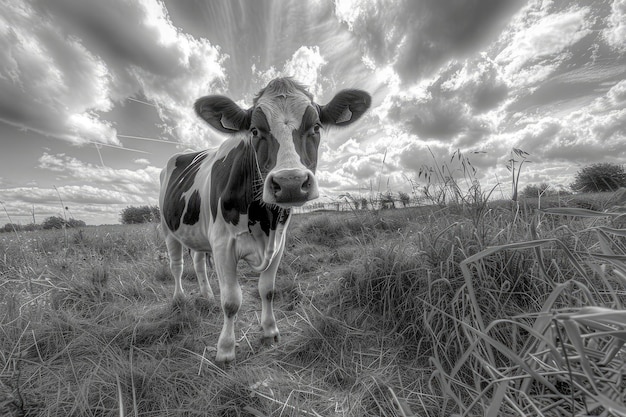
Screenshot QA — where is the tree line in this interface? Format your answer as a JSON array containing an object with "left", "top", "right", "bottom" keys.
[{"left": 2, "top": 216, "right": 86, "bottom": 233}]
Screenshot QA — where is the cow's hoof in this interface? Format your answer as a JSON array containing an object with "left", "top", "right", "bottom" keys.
[
  {"left": 261, "top": 333, "right": 281, "bottom": 346},
  {"left": 215, "top": 350, "right": 236, "bottom": 365}
]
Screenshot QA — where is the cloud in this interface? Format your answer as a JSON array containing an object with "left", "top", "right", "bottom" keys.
[
  {"left": 495, "top": 6, "right": 592, "bottom": 87},
  {"left": 334, "top": 0, "right": 522, "bottom": 83},
  {"left": 2, "top": 152, "right": 162, "bottom": 224},
  {"left": 253, "top": 45, "right": 327, "bottom": 97},
  {"left": 386, "top": 57, "right": 505, "bottom": 145},
  {"left": 0, "top": 0, "right": 226, "bottom": 149},
  {"left": 0, "top": 183, "right": 153, "bottom": 225},
  {"left": 0, "top": 2, "right": 118, "bottom": 145},
  {"left": 37, "top": 152, "right": 161, "bottom": 196},
  {"left": 604, "top": 0, "right": 626, "bottom": 52}
]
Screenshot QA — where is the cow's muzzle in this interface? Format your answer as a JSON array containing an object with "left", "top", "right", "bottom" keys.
[{"left": 264, "top": 169, "right": 319, "bottom": 206}]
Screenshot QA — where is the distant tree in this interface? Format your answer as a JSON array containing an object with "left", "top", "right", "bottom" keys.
[
  {"left": 2, "top": 223, "right": 20, "bottom": 233},
  {"left": 67, "top": 218, "right": 86, "bottom": 228},
  {"left": 42, "top": 216, "right": 86, "bottom": 230},
  {"left": 42, "top": 216, "right": 66, "bottom": 230},
  {"left": 521, "top": 183, "right": 551, "bottom": 198},
  {"left": 571, "top": 163, "right": 626, "bottom": 193},
  {"left": 120, "top": 205, "right": 160, "bottom": 224},
  {"left": 23, "top": 223, "right": 42, "bottom": 232},
  {"left": 360, "top": 197, "right": 368, "bottom": 210},
  {"left": 379, "top": 192, "right": 395, "bottom": 209},
  {"left": 522, "top": 183, "right": 572, "bottom": 198},
  {"left": 398, "top": 191, "right": 411, "bottom": 207}
]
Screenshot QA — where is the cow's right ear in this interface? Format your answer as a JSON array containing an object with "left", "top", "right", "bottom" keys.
[{"left": 194, "top": 96, "right": 251, "bottom": 133}]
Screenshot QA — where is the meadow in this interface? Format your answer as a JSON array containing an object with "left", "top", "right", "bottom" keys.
[{"left": 1, "top": 191, "right": 625, "bottom": 416}]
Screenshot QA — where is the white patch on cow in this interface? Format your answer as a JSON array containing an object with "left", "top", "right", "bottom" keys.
[{"left": 257, "top": 93, "right": 310, "bottom": 172}]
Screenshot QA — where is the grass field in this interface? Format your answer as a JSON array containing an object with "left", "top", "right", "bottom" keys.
[{"left": 1, "top": 191, "right": 626, "bottom": 416}]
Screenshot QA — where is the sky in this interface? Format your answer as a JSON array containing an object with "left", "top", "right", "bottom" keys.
[{"left": 1, "top": 0, "right": 625, "bottom": 225}]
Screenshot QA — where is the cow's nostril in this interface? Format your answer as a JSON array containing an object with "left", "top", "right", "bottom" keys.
[
  {"left": 271, "top": 178, "right": 282, "bottom": 194},
  {"left": 301, "top": 175, "right": 311, "bottom": 193}
]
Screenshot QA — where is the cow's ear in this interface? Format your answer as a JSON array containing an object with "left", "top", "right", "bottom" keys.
[
  {"left": 195, "top": 96, "right": 251, "bottom": 133},
  {"left": 319, "top": 89, "right": 371, "bottom": 127}
]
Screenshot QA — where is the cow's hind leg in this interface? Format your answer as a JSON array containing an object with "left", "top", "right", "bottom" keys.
[
  {"left": 258, "top": 246, "right": 284, "bottom": 345},
  {"left": 192, "top": 251, "right": 215, "bottom": 302},
  {"left": 214, "top": 244, "right": 240, "bottom": 363},
  {"left": 164, "top": 234, "right": 185, "bottom": 300}
]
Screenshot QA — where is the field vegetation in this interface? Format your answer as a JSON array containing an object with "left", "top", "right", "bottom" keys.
[{"left": 1, "top": 188, "right": 626, "bottom": 416}]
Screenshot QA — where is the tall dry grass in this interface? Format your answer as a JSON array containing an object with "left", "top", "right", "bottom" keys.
[{"left": 1, "top": 190, "right": 625, "bottom": 416}]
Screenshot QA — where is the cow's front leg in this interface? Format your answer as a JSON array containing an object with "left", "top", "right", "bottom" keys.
[
  {"left": 214, "top": 245, "right": 241, "bottom": 364},
  {"left": 258, "top": 245, "right": 285, "bottom": 345}
]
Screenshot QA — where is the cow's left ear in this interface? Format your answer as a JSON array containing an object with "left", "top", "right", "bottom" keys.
[
  {"left": 319, "top": 89, "right": 371, "bottom": 127},
  {"left": 194, "top": 96, "right": 251, "bottom": 134}
]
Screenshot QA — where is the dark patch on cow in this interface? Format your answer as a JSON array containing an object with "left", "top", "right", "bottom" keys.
[
  {"left": 223, "top": 302, "right": 239, "bottom": 318},
  {"left": 250, "top": 109, "right": 280, "bottom": 175},
  {"left": 251, "top": 107, "right": 271, "bottom": 132},
  {"left": 293, "top": 106, "right": 320, "bottom": 171},
  {"left": 182, "top": 189, "right": 201, "bottom": 225},
  {"left": 195, "top": 95, "right": 251, "bottom": 133},
  {"left": 248, "top": 201, "right": 290, "bottom": 236},
  {"left": 163, "top": 151, "right": 207, "bottom": 231},
  {"left": 319, "top": 89, "right": 372, "bottom": 126},
  {"left": 210, "top": 141, "right": 262, "bottom": 226}
]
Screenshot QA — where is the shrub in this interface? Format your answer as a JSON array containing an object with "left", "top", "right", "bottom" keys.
[
  {"left": 42, "top": 216, "right": 66, "bottom": 229},
  {"left": 570, "top": 162, "right": 626, "bottom": 192},
  {"left": 120, "top": 205, "right": 160, "bottom": 224},
  {"left": 41, "top": 216, "right": 85, "bottom": 229},
  {"left": 398, "top": 191, "right": 411, "bottom": 207}
]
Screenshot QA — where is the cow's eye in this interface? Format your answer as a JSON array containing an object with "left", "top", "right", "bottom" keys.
[
  {"left": 312, "top": 124, "right": 321, "bottom": 134},
  {"left": 251, "top": 127, "right": 259, "bottom": 137}
]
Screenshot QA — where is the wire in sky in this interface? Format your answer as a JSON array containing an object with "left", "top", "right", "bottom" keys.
[
  {"left": 127, "top": 97, "right": 157, "bottom": 107},
  {"left": 117, "top": 134, "right": 177, "bottom": 144}
]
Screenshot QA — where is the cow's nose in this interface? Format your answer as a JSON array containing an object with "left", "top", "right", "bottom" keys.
[
  {"left": 271, "top": 172, "right": 310, "bottom": 194},
  {"left": 267, "top": 169, "right": 316, "bottom": 205}
]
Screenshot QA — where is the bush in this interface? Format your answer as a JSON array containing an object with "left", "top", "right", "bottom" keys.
[
  {"left": 571, "top": 163, "right": 626, "bottom": 193},
  {"left": 398, "top": 191, "right": 411, "bottom": 207},
  {"left": 42, "top": 216, "right": 66, "bottom": 230},
  {"left": 520, "top": 183, "right": 571, "bottom": 198},
  {"left": 120, "top": 205, "right": 160, "bottom": 224},
  {"left": 42, "top": 216, "right": 86, "bottom": 229}
]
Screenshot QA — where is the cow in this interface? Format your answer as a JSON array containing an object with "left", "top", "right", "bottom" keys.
[{"left": 159, "top": 78, "right": 371, "bottom": 363}]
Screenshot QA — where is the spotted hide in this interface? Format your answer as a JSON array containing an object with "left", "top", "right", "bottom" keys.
[{"left": 159, "top": 78, "right": 371, "bottom": 363}]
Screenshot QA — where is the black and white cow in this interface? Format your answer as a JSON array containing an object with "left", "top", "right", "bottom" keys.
[{"left": 159, "top": 78, "right": 370, "bottom": 363}]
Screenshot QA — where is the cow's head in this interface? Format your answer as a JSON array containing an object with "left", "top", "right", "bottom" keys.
[{"left": 194, "top": 78, "right": 371, "bottom": 207}]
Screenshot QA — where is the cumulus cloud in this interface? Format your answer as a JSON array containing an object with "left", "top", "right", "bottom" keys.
[
  {"left": 604, "top": 0, "right": 626, "bottom": 52},
  {"left": 386, "top": 57, "right": 505, "bottom": 146},
  {"left": 334, "top": 0, "right": 522, "bottom": 83},
  {"left": 0, "top": 2, "right": 118, "bottom": 144},
  {"left": 495, "top": 6, "right": 592, "bottom": 87},
  {"left": 253, "top": 45, "right": 327, "bottom": 97},
  {"left": 0, "top": 0, "right": 226, "bottom": 148}
]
